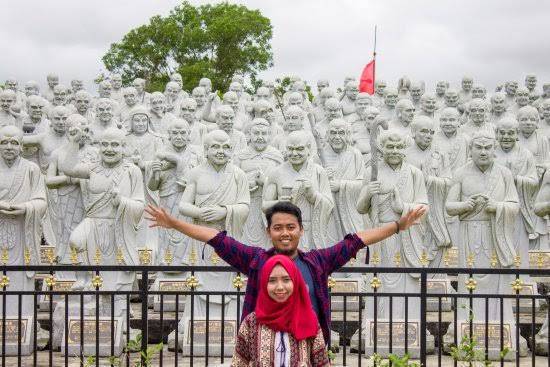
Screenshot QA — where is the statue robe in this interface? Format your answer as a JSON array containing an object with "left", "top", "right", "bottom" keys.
[
  {"left": 459, "top": 121, "right": 496, "bottom": 142},
  {"left": 0, "top": 158, "right": 46, "bottom": 316},
  {"left": 518, "top": 130, "right": 550, "bottom": 165}
]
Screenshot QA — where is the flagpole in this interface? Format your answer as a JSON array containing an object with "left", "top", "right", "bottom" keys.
[{"left": 373, "top": 25, "right": 377, "bottom": 93}]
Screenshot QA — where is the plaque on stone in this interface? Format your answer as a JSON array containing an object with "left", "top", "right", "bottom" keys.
[
  {"left": 0, "top": 317, "right": 34, "bottom": 355},
  {"left": 460, "top": 323, "right": 512, "bottom": 349},
  {"left": 427, "top": 279, "right": 452, "bottom": 311},
  {"left": 39, "top": 279, "right": 75, "bottom": 311},
  {"left": 528, "top": 251, "right": 550, "bottom": 269},
  {"left": 511, "top": 283, "right": 539, "bottom": 313},
  {"left": 364, "top": 320, "right": 423, "bottom": 359},
  {"left": 181, "top": 318, "right": 237, "bottom": 356},
  {"left": 62, "top": 316, "right": 124, "bottom": 356},
  {"left": 153, "top": 279, "right": 187, "bottom": 312},
  {"left": 330, "top": 279, "right": 360, "bottom": 311},
  {"left": 39, "top": 245, "right": 57, "bottom": 265}
]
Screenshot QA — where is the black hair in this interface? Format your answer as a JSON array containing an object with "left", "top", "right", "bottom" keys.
[{"left": 265, "top": 201, "right": 303, "bottom": 228}]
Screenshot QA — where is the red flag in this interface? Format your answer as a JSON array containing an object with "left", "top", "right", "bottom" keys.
[{"left": 359, "top": 60, "right": 375, "bottom": 95}]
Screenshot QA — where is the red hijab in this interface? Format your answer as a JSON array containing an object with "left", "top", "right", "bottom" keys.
[{"left": 255, "top": 255, "right": 319, "bottom": 340}]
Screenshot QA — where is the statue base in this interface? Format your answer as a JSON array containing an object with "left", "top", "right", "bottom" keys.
[
  {"left": 426, "top": 278, "right": 454, "bottom": 312},
  {"left": 330, "top": 278, "right": 362, "bottom": 311},
  {"left": 39, "top": 278, "right": 76, "bottom": 311},
  {"left": 0, "top": 316, "right": 35, "bottom": 356},
  {"left": 62, "top": 316, "right": 125, "bottom": 356},
  {"left": 152, "top": 278, "right": 187, "bottom": 312},
  {"left": 511, "top": 281, "right": 540, "bottom": 313},
  {"left": 180, "top": 317, "right": 237, "bottom": 357}
]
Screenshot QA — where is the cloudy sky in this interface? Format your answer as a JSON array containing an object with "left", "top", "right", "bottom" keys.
[{"left": 2, "top": 0, "right": 549, "bottom": 94}]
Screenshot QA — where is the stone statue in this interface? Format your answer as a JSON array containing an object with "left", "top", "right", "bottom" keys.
[
  {"left": 443, "top": 88, "right": 460, "bottom": 110},
  {"left": 0, "top": 126, "right": 46, "bottom": 317},
  {"left": 341, "top": 80, "right": 359, "bottom": 116},
  {"left": 504, "top": 80, "right": 519, "bottom": 108},
  {"left": 509, "top": 86, "right": 531, "bottom": 114},
  {"left": 459, "top": 76, "right": 473, "bottom": 103},
  {"left": 23, "top": 95, "right": 49, "bottom": 135},
  {"left": 314, "top": 97, "right": 344, "bottom": 143},
  {"left": 409, "top": 81, "right": 425, "bottom": 108},
  {"left": 42, "top": 73, "right": 59, "bottom": 103},
  {"left": 178, "top": 97, "right": 208, "bottom": 149},
  {"left": 416, "top": 93, "right": 437, "bottom": 119},
  {"left": 538, "top": 99, "right": 550, "bottom": 141},
  {"left": 372, "top": 80, "right": 387, "bottom": 108},
  {"left": 98, "top": 80, "right": 113, "bottom": 100},
  {"left": 517, "top": 105, "right": 549, "bottom": 165},
  {"left": 525, "top": 74, "right": 537, "bottom": 93},
  {"left": 191, "top": 86, "right": 209, "bottom": 124},
  {"left": 133, "top": 78, "right": 150, "bottom": 105},
  {"left": 222, "top": 91, "right": 250, "bottom": 131},
  {"left": 397, "top": 75, "right": 411, "bottom": 99},
  {"left": 149, "top": 91, "right": 173, "bottom": 135},
  {"left": 344, "top": 92, "right": 371, "bottom": 129},
  {"left": 263, "top": 130, "right": 334, "bottom": 249},
  {"left": 434, "top": 108, "right": 469, "bottom": 172},
  {"left": 164, "top": 81, "right": 185, "bottom": 114},
  {"left": 349, "top": 106, "right": 380, "bottom": 164},
  {"left": 489, "top": 92, "right": 509, "bottom": 124},
  {"left": 389, "top": 98, "right": 415, "bottom": 140},
  {"left": 89, "top": 99, "right": 120, "bottom": 142},
  {"left": 312, "top": 79, "right": 330, "bottom": 107},
  {"left": 110, "top": 73, "right": 124, "bottom": 103},
  {"left": 435, "top": 80, "right": 449, "bottom": 109},
  {"left": 213, "top": 105, "right": 247, "bottom": 155},
  {"left": 119, "top": 87, "right": 139, "bottom": 125},
  {"left": 234, "top": 118, "right": 283, "bottom": 248},
  {"left": 4, "top": 78, "right": 26, "bottom": 109},
  {"left": 380, "top": 87, "right": 398, "bottom": 119},
  {"left": 73, "top": 90, "right": 95, "bottom": 124},
  {"left": 312, "top": 88, "right": 336, "bottom": 123},
  {"left": 459, "top": 98, "right": 494, "bottom": 141},
  {"left": 24, "top": 80, "right": 40, "bottom": 99},
  {"left": 270, "top": 106, "right": 317, "bottom": 160},
  {"left": 0, "top": 90, "right": 21, "bottom": 128}
]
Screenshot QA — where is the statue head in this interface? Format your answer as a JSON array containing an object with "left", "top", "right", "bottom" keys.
[
  {"left": 409, "top": 81, "right": 424, "bottom": 101},
  {"left": 468, "top": 98, "right": 487, "bottom": 125},
  {"left": 47, "top": 74, "right": 59, "bottom": 89},
  {"left": 229, "top": 82, "right": 243, "bottom": 98},
  {"left": 343, "top": 76, "right": 356, "bottom": 87},
  {"left": 0, "top": 126, "right": 23, "bottom": 164},
  {"left": 164, "top": 81, "right": 181, "bottom": 100},
  {"left": 379, "top": 131, "right": 406, "bottom": 168},
  {"left": 253, "top": 100, "right": 275, "bottom": 122},
  {"left": 364, "top": 106, "right": 380, "bottom": 129},
  {"left": 491, "top": 92, "right": 507, "bottom": 114},
  {"left": 110, "top": 73, "right": 122, "bottom": 90},
  {"left": 179, "top": 97, "right": 198, "bottom": 122},
  {"left": 0, "top": 90, "right": 15, "bottom": 112},
  {"left": 50, "top": 106, "right": 70, "bottom": 135},
  {"left": 95, "top": 98, "right": 114, "bottom": 124},
  {"left": 496, "top": 117, "right": 519, "bottom": 152},
  {"left": 461, "top": 76, "right": 473, "bottom": 92},
  {"left": 542, "top": 99, "right": 550, "bottom": 122},
  {"left": 543, "top": 83, "right": 550, "bottom": 98},
  {"left": 287, "top": 92, "right": 304, "bottom": 108},
  {"left": 471, "top": 84, "right": 486, "bottom": 99},
  {"left": 317, "top": 79, "right": 329, "bottom": 93},
  {"left": 192, "top": 86, "right": 206, "bottom": 107},
  {"left": 529, "top": 91, "right": 540, "bottom": 105},
  {"left": 66, "top": 114, "right": 88, "bottom": 144},
  {"left": 435, "top": 81, "right": 449, "bottom": 96},
  {"left": 444, "top": 88, "right": 459, "bottom": 107},
  {"left": 262, "top": 80, "right": 275, "bottom": 94},
  {"left": 27, "top": 95, "right": 46, "bottom": 122},
  {"left": 318, "top": 88, "right": 336, "bottom": 106},
  {"left": 284, "top": 106, "right": 305, "bottom": 132},
  {"left": 99, "top": 128, "right": 125, "bottom": 166},
  {"left": 53, "top": 85, "right": 68, "bottom": 105},
  {"left": 150, "top": 92, "right": 166, "bottom": 115},
  {"left": 170, "top": 73, "right": 183, "bottom": 88},
  {"left": 292, "top": 81, "right": 308, "bottom": 99},
  {"left": 419, "top": 93, "right": 436, "bottom": 114},
  {"left": 517, "top": 105, "right": 539, "bottom": 136},
  {"left": 204, "top": 129, "right": 232, "bottom": 167},
  {"left": 375, "top": 80, "right": 386, "bottom": 97},
  {"left": 411, "top": 116, "right": 435, "bottom": 150},
  {"left": 223, "top": 91, "right": 240, "bottom": 113},
  {"left": 166, "top": 118, "right": 190, "bottom": 150},
  {"left": 98, "top": 80, "right": 112, "bottom": 98},
  {"left": 129, "top": 106, "right": 151, "bottom": 135},
  {"left": 246, "top": 118, "right": 271, "bottom": 152},
  {"left": 24, "top": 80, "right": 39, "bottom": 97},
  {"left": 439, "top": 107, "right": 460, "bottom": 137},
  {"left": 199, "top": 78, "right": 212, "bottom": 94},
  {"left": 505, "top": 81, "right": 518, "bottom": 97},
  {"left": 231, "top": 75, "right": 244, "bottom": 85},
  {"left": 515, "top": 87, "right": 530, "bottom": 107},
  {"left": 398, "top": 76, "right": 411, "bottom": 94},
  {"left": 345, "top": 81, "right": 359, "bottom": 101},
  {"left": 324, "top": 98, "right": 343, "bottom": 120},
  {"left": 255, "top": 86, "right": 271, "bottom": 102},
  {"left": 327, "top": 118, "right": 349, "bottom": 153},
  {"left": 215, "top": 105, "right": 235, "bottom": 133},
  {"left": 4, "top": 78, "right": 17, "bottom": 92},
  {"left": 133, "top": 78, "right": 146, "bottom": 94},
  {"left": 395, "top": 99, "right": 415, "bottom": 124},
  {"left": 384, "top": 87, "right": 399, "bottom": 107},
  {"left": 286, "top": 130, "right": 311, "bottom": 168},
  {"left": 71, "top": 79, "right": 84, "bottom": 93},
  {"left": 355, "top": 93, "right": 372, "bottom": 115},
  {"left": 469, "top": 130, "right": 496, "bottom": 171},
  {"left": 123, "top": 87, "right": 137, "bottom": 106},
  {"left": 75, "top": 90, "right": 92, "bottom": 113},
  {"left": 525, "top": 74, "right": 537, "bottom": 91}
]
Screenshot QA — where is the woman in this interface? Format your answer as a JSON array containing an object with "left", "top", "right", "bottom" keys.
[{"left": 231, "top": 255, "right": 329, "bottom": 366}]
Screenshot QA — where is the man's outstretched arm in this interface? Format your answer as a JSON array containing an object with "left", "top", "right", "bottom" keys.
[{"left": 145, "top": 204, "right": 218, "bottom": 242}]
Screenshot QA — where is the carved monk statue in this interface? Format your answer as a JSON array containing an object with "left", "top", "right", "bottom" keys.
[
  {"left": 24, "top": 95, "right": 49, "bottom": 136},
  {"left": 380, "top": 87, "right": 399, "bottom": 119},
  {"left": 234, "top": 118, "right": 283, "bottom": 248},
  {"left": 149, "top": 91, "right": 173, "bottom": 135},
  {"left": 509, "top": 86, "right": 531, "bottom": 115},
  {"left": 538, "top": 99, "right": 550, "bottom": 141},
  {"left": 504, "top": 80, "right": 518, "bottom": 108},
  {"left": 315, "top": 97, "right": 344, "bottom": 143},
  {"left": 89, "top": 98, "right": 120, "bottom": 143},
  {"left": 517, "top": 105, "right": 549, "bottom": 165},
  {"left": 435, "top": 80, "right": 449, "bottom": 110},
  {"left": 270, "top": 106, "right": 318, "bottom": 161},
  {"left": 110, "top": 73, "right": 124, "bottom": 103},
  {"left": 344, "top": 92, "right": 372, "bottom": 131},
  {"left": 42, "top": 73, "right": 59, "bottom": 103},
  {"left": 341, "top": 80, "right": 359, "bottom": 116},
  {"left": 263, "top": 130, "right": 334, "bottom": 249},
  {"left": 409, "top": 81, "right": 425, "bottom": 109},
  {"left": 433, "top": 107, "right": 469, "bottom": 172},
  {"left": 489, "top": 92, "right": 509, "bottom": 124},
  {"left": 459, "top": 76, "right": 474, "bottom": 104},
  {"left": 178, "top": 97, "right": 208, "bottom": 149},
  {"left": 0, "top": 126, "right": 46, "bottom": 317},
  {"left": 0, "top": 90, "right": 21, "bottom": 128},
  {"left": 350, "top": 106, "right": 380, "bottom": 165},
  {"left": 459, "top": 98, "right": 494, "bottom": 141},
  {"left": 214, "top": 105, "right": 247, "bottom": 155},
  {"left": 416, "top": 93, "right": 437, "bottom": 119},
  {"left": 389, "top": 98, "right": 415, "bottom": 141},
  {"left": 164, "top": 81, "right": 184, "bottom": 114},
  {"left": 133, "top": 78, "right": 150, "bottom": 105},
  {"left": 73, "top": 90, "right": 95, "bottom": 124},
  {"left": 118, "top": 87, "right": 139, "bottom": 125},
  {"left": 443, "top": 88, "right": 460, "bottom": 110},
  {"left": 312, "top": 88, "right": 336, "bottom": 123}
]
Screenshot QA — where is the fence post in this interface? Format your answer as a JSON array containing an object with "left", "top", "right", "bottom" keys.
[
  {"left": 420, "top": 270, "right": 427, "bottom": 367},
  {"left": 141, "top": 270, "right": 149, "bottom": 365}
]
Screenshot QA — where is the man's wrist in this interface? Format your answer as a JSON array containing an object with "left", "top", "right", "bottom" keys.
[{"left": 394, "top": 220, "right": 400, "bottom": 234}]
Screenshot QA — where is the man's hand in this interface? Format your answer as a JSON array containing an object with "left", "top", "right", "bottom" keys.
[
  {"left": 150, "top": 161, "right": 163, "bottom": 174},
  {"left": 397, "top": 205, "right": 427, "bottom": 231},
  {"left": 144, "top": 204, "right": 175, "bottom": 229},
  {"left": 366, "top": 180, "right": 380, "bottom": 200},
  {"left": 485, "top": 200, "right": 497, "bottom": 213},
  {"left": 200, "top": 206, "right": 227, "bottom": 222}
]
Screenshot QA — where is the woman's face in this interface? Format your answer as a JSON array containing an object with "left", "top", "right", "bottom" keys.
[{"left": 267, "top": 264, "right": 294, "bottom": 303}]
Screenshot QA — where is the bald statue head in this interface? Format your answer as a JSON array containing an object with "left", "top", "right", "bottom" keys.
[
  {"left": 318, "top": 88, "right": 336, "bottom": 106},
  {"left": 284, "top": 105, "right": 305, "bottom": 132},
  {"left": 379, "top": 131, "right": 406, "bottom": 168},
  {"left": 287, "top": 92, "right": 304, "bottom": 108},
  {"left": 461, "top": 76, "right": 473, "bottom": 92},
  {"left": 317, "top": 79, "right": 329, "bottom": 93},
  {"left": 75, "top": 90, "right": 92, "bottom": 114},
  {"left": 165, "top": 81, "right": 181, "bottom": 101},
  {"left": 435, "top": 81, "right": 449, "bottom": 97},
  {"left": 525, "top": 74, "right": 537, "bottom": 92},
  {"left": 375, "top": 80, "right": 387, "bottom": 98},
  {"left": 286, "top": 130, "right": 311, "bottom": 168},
  {"left": 204, "top": 129, "right": 232, "bottom": 167},
  {"left": 247, "top": 117, "right": 271, "bottom": 152},
  {"left": 99, "top": 127, "right": 126, "bottom": 167},
  {"left": 505, "top": 81, "right": 518, "bottom": 97},
  {"left": 255, "top": 87, "right": 271, "bottom": 102},
  {"left": 0, "top": 90, "right": 16, "bottom": 112},
  {"left": 0, "top": 126, "right": 23, "bottom": 165},
  {"left": 170, "top": 73, "right": 183, "bottom": 88},
  {"left": 229, "top": 82, "right": 244, "bottom": 98},
  {"left": 110, "top": 73, "right": 122, "bottom": 90},
  {"left": 96, "top": 98, "right": 114, "bottom": 124},
  {"left": 53, "top": 84, "right": 68, "bottom": 105},
  {"left": 215, "top": 105, "right": 235, "bottom": 133},
  {"left": 439, "top": 107, "right": 460, "bottom": 137},
  {"left": 25, "top": 80, "right": 40, "bottom": 97},
  {"left": 409, "top": 81, "right": 425, "bottom": 102},
  {"left": 150, "top": 91, "right": 166, "bottom": 115},
  {"left": 411, "top": 116, "right": 435, "bottom": 150},
  {"left": 355, "top": 92, "right": 372, "bottom": 115},
  {"left": 420, "top": 93, "right": 436, "bottom": 114},
  {"left": 27, "top": 95, "right": 46, "bottom": 122},
  {"left": 345, "top": 81, "right": 359, "bottom": 100},
  {"left": 327, "top": 118, "right": 349, "bottom": 152},
  {"left": 167, "top": 118, "right": 190, "bottom": 151},
  {"left": 66, "top": 114, "right": 88, "bottom": 144},
  {"left": 384, "top": 87, "right": 399, "bottom": 107},
  {"left": 542, "top": 98, "right": 550, "bottom": 122},
  {"left": 98, "top": 80, "right": 112, "bottom": 98},
  {"left": 515, "top": 87, "right": 530, "bottom": 107},
  {"left": 50, "top": 106, "right": 71, "bottom": 135},
  {"left": 496, "top": 117, "right": 519, "bottom": 152},
  {"left": 324, "top": 97, "right": 343, "bottom": 120},
  {"left": 471, "top": 84, "right": 486, "bottom": 99},
  {"left": 180, "top": 97, "right": 198, "bottom": 122},
  {"left": 199, "top": 78, "right": 213, "bottom": 94},
  {"left": 517, "top": 105, "right": 539, "bottom": 137},
  {"left": 223, "top": 91, "right": 240, "bottom": 112},
  {"left": 491, "top": 92, "right": 507, "bottom": 114},
  {"left": 47, "top": 74, "right": 59, "bottom": 89},
  {"left": 470, "top": 129, "right": 496, "bottom": 170},
  {"left": 395, "top": 98, "right": 415, "bottom": 124},
  {"left": 192, "top": 86, "right": 207, "bottom": 107},
  {"left": 444, "top": 88, "right": 459, "bottom": 107}
]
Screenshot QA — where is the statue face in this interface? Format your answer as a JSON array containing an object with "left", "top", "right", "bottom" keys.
[
  {"left": 131, "top": 114, "right": 149, "bottom": 134},
  {"left": 133, "top": 80, "right": 145, "bottom": 94},
  {"left": 325, "top": 104, "right": 342, "bottom": 120},
  {"left": 505, "top": 81, "right": 518, "bottom": 96},
  {"left": 470, "top": 137, "right": 495, "bottom": 167},
  {"left": 257, "top": 106, "right": 274, "bottom": 121},
  {"left": 96, "top": 103, "right": 113, "bottom": 123},
  {"left": 168, "top": 126, "right": 189, "bottom": 149},
  {"left": 286, "top": 141, "right": 310, "bottom": 166},
  {"left": 51, "top": 111, "right": 69, "bottom": 135},
  {"left": 206, "top": 138, "right": 231, "bottom": 166},
  {"left": 345, "top": 84, "right": 359, "bottom": 100},
  {"left": 165, "top": 85, "right": 180, "bottom": 99},
  {"left": 461, "top": 78, "right": 473, "bottom": 91},
  {"left": 199, "top": 80, "right": 212, "bottom": 93},
  {"left": 384, "top": 90, "right": 398, "bottom": 107},
  {"left": 375, "top": 82, "right": 386, "bottom": 97},
  {"left": 0, "top": 94, "right": 14, "bottom": 112},
  {"left": 355, "top": 98, "right": 371, "bottom": 115},
  {"left": 288, "top": 96, "right": 303, "bottom": 107},
  {"left": 543, "top": 104, "right": 550, "bottom": 121},
  {"left": 381, "top": 139, "right": 405, "bottom": 166},
  {"left": 71, "top": 80, "right": 83, "bottom": 93},
  {"left": 5, "top": 80, "right": 17, "bottom": 91},
  {"left": 515, "top": 89, "right": 530, "bottom": 106},
  {"left": 0, "top": 134, "right": 22, "bottom": 162},
  {"left": 28, "top": 100, "right": 45, "bottom": 120},
  {"left": 413, "top": 122, "right": 434, "bottom": 150},
  {"left": 100, "top": 138, "right": 124, "bottom": 165},
  {"left": 256, "top": 89, "right": 270, "bottom": 101},
  {"left": 529, "top": 92, "right": 540, "bottom": 104},
  {"left": 67, "top": 123, "right": 84, "bottom": 144},
  {"left": 180, "top": 103, "right": 197, "bottom": 121},
  {"left": 229, "top": 84, "right": 243, "bottom": 97},
  {"left": 124, "top": 90, "right": 137, "bottom": 106},
  {"left": 421, "top": 96, "right": 436, "bottom": 113},
  {"left": 491, "top": 95, "right": 506, "bottom": 113},
  {"left": 400, "top": 104, "right": 415, "bottom": 123},
  {"left": 150, "top": 97, "right": 165, "bottom": 114},
  {"left": 518, "top": 111, "right": 538, "bottom": 135},
  {"left": 410, "top": 86, "right": 423, "bottom": 100},
  {"left": 317, "top": 81, "right": 328, "bottom": 93},
  {"left": 249, "top": 124, "right": 270, "bottom": 151},
  {"left": 436, "top": 82, "right": 447, "bottom": 95},
  {"left": 526, "top": 76, "right": 537, "bottom": 90},
  {"left": 366, "top": 111, "right": 379, "bottom": 125},
  {"left": 47, "top": 76, "right": 59, "bottom": 89},
  {"left": 75, "top": 95, "right": 90, "bottom": 113},
  {"left": 444, "top": 91, "right": 459, "bottom": 107},
  {"left": 327, "top": 125, "right": 347, "bottom": 151},
  {"left": 225, "top": 96, "right": 239, "bottom": 112},
  {"left": 471, "top": 87, "right": 486, "bottom": 99},
  {"left": 497, "top": 127, "right": 517, "bottom": 151},
  {"left": 439, "top": 112, "right": 459, "bottom": 135},
  {"left": 469, "top": 102, "right": 486, "bottom": 124},
  {"left": 192, "top": 90, "right": 206, "bottom": 106},
  {"left": 99, "top": 84, "right": 111, "bottom": 98},
  {"left": 25, "top": 84, "right": 38, "bottom": 97},
  {"left": 111, "top": 75, "right": 122, "bottom": 89},
  {"left": 53, "top": 88, "right": 67, "bottom": 105},
  {"left": 216, "top": 109, "right": 235, "bottom": 132},
  {"left": 286, "top": 111, "right": 303, "bottom": 131}
]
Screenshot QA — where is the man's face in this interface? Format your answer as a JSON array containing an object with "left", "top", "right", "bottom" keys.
[
  {"left": 216, "top": 110, "right": 235, "bottom": 132},
  {"left": 166, "top": 85, "right": 179, "bottom": 100},
  {"left": 258, "top": 106, "right": 274, "bottom": 122},
  {"left": 193, "top": 90, "right": 206, "bottom": 106},
  {"left": 384, "top": 91, "right": 398, "bottom": 107},
  {"left": 28, "top": 101, "right": 44, "bottom": 120},
  {"left": 97, "top": 103, "right": 113, "bottom": 123},
  {"left": 526, "top": 76, "right": 537, "bottom": 91},
  {"left": 382, "top": 139, "right": 405, "bottom": 166},
  {"left": 111, "top": 76, "right": 122, "bottom": 89},
  {"left": 180, "top": 103, "right": 197, "bottom": 122},
  {"left": 168, "top": 126, "right": 189, "bottom": 149},
  {"left": 249, "top": 124, "right": 270, "bottom": 151},
  {"left": 439, "top": 112, "right": 459, "bottom": 135},
  {"left": 71, "top": 80, "right": 83, "bottom": 93},
  {"left": 471, "top": 138, "right": 495, "bottom": 167},
  {"left": 76, "top": 95, "right": 90, "bottom": 113},
  {"left": 317, "top": 81, "right": 328, "bottom": 93},
  {"left": 436, "top": 82, "right": 447, "bottom": 96},
  {"left": 206, "top": 138, "right": 231, "bottom": 166},
  {"left": 53, "top": 88, "right": 67, "bottom": 105},
  {"left": 462, "top": 78, "right": 473, "bottom": 91},
  {"left": 225, "top": 96, "right": 239, "bottom": 112},
  {"left": 0, "top": 135, "right": 22, "bottom": 162},
  {"left": 131, "top": 114, "right": 149, "bottom": 134},
  {"left": 288, "top": 96, "right": 303, "bottom": 108},
  {"left": 410, "top": 86, "right": 423, "bottom": 100},
  {"left": 47, "top": 76, "right": 59, "bottom": 89},
  {"left": 328, "top": 125, "right": 347, "bottom": 151},
  {"left": 365, "top": 111, "right": 379, "bottom": 126},
  {"left": 100, "top": 138, "right": 124, "bottom": 165},
  {"left": 413, "top": 123, "right": 434, "bottom": 150},
  {"left": 99, "top": 84, "right": 111, "bottom": 98},
  {"left": 5, "top": 80, "right": 17, "bottom": 91},
  {"left": 469, "top": 103, "right": 486, "bottom": 124},
  {"left": 150, "top": 97, "right": 165, "bottom": 114},
  {"left": 505, "top": 81, "right": 518, "bottom": 96},
  {"left": 375, "top": 82, "right": 386, "bottom": 97},
  {"left": 518, "top": 112, "right": 538, "bottom": 135},
  {"left": 267, "top": 212, "right": 303, "bottom": 256},
  {"left": 444, "top": 91, "right": 459, "bottom": 107},
  {"left": 285, "top": 112, "right": 303, "bottom": 131},
  {"left": 515, "top": 89, "right": 530, "bottom": 106},
  {"left": 0, "top": 95, "right": 14, "bottom": 112},
  {"left": 286, "top": 141, "right": 310, "bottom": 166},
  {"left": 266, "top": 264, "right": 294, "bottom": 303},
  {"left": 497, "top": 127, "right": 517, "bottom": 151},
  {"left": 51, "top": 112, "right": 68, "bottom": 134},
  {"left": 25, "top": 85, "right": 38, "bottom": 97},
  {"left": 124, "top": 91, "right": 136, "bottom": 106},
  {"left": 492, "top": 96, "right": 506, "bottom": 114},
  {"left": 421, "top": 97, "right": 436, "bottom": 113}
]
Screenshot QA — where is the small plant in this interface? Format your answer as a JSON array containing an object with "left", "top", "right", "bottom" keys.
[
  {"left": 370, "top": 353, "right": 420, "bottom": 367},
  {"left": 79, "top": 334, "right": 163, "bottom": 367},
  {"left": 327, "top": 349, "right": 336, "bottom": 361}
]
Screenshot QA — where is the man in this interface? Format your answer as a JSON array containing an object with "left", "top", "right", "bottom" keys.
[
  {"left": 145, "top": 191, "right": 424, "bottom": 345},
  {"left": 23, "top": 95, "right": 49, "bottom": 135},
  {"left": 409, "top": 81, "right": 425, "bottom": 109},
  {"left": 110, "top": 73, "right": 124, "bottom": 103},
  {"left": 517, "top": 105, "right": 549, "bottom": 165},
  {"left": 459, "top": 98, "right": 494, "bottom": 141},
  {"left": 133, "top": 78, "right": 150, "bottom": 105},
  {"left": 458, "top": 76, "right": 474, "bottom": 104},
  {"left": 179, "top": 97, "right": 208, "bottom": 149}
]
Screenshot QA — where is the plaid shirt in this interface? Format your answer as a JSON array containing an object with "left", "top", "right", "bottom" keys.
[{"left": 208, "top": 231, "right": 369, "bottom": 343}]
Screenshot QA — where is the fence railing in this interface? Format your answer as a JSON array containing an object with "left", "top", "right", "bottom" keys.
[{"left": 0, "top": 265, "right": 549, "bottom": 366}]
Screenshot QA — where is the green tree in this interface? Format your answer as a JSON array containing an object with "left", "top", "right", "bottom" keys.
[{"left": 102, "top": 1, "right": 273, "bottom": 93}]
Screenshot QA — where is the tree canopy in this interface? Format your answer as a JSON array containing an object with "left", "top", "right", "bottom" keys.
[{"left": 102, "top": 1, "right": 273, "bottom": 92}]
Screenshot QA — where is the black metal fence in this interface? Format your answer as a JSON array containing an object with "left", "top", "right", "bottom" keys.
[{"left": 0, "top": 265, "right": 548, "bottom": 366}]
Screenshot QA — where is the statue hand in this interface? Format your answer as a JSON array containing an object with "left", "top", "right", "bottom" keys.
[
  {"left": 0, "top": 204, "right": 25, "bottom": 216},
  {"left": 329, "top": 180, "right": 340, "bottom": 193},
  {"left": 397, "top": 205, "right": 427, "bottom": 231},
  {"left": 391, "top": 187, "right": 404, "bottom": 214},
  {"left": 208, "top": 92, "right": 217, "bottom": 102},
  {"left": 0, "top": 201, "right": 10, "bottom": 211},
  {"left": 151, "top": 161, "right": 163, "bottom": 173},
  {"left": 464, "top": 197, "right": 476, "bottom": 212},
  {"left": 111, "top": 188, "right": 121, "bottom": 207},
  {"left": 301, "top": 179, "right": 316, "bottom": 202},
  {"left": 484, "top": 201, "right": 497, "bottom": 214},
  {"left": 366, "top": 181, "right": 380, "bottom": 198},
  {"left": 156, "top": 152, "right": 166, "bottom": 160},
  {"left": 201, "top": 206, "right": 227, "bottom": 222},
  {"left": 144, "top": 204, "right": 175, "bottom": 229},
  {"left": 255, "top": 171, "right": 266, "bottom": 186}
]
